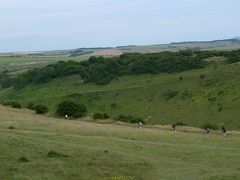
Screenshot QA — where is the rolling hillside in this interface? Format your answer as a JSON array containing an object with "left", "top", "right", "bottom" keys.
[
  {"left": 1, "top": 58, "right": 240, "bottom": 130},
  {"left": 0, "top": 105, "right": 240, "bottom": 179}
]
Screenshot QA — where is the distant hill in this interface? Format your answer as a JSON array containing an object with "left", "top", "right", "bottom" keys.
[
  {"left": 1, "top": 38, "right": 240, "bottom": 58},
  {"left": 117, "top": 39, "right": 240, "bottom": 53},
  {"left": 233, "top": 37, "right": 240, "bottom": 41}
]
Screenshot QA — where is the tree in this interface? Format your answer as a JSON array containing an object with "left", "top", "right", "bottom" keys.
[{"left": 56, "top": 100, "right": 87, "bottom": 118}]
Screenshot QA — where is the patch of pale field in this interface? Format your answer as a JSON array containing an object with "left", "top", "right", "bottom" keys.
[{"left": 91, "top": 49, "right": 124, "bottom": 57}]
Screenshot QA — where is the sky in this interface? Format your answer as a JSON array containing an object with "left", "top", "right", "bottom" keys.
[{"left": 0, "top": 0, "right": 239, "bottom": 52}]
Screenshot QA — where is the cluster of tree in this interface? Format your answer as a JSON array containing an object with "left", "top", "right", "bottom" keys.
[
  {"left": 56, "top": 100, "right": 87, "bottom": 118},
  {"left": 1, "top": 51, "right": 207, "bottom": 88},
  {"left": 2, "top": 49, "right": 240, "bottom": 89},
  {"left": 193, "top": 49, "right": 240, "bottom": 63}
]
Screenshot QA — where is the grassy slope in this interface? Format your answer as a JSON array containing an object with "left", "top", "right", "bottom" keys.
[
  {"left": 1, "top": 60, "right": 240, "bottom": 130},
  {"left": 0, "top": 105, "right": 240, "bottom": 180}
]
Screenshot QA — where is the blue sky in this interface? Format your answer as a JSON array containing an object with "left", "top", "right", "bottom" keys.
[{"left": 0, "top": 0, "right": 239, "bottom": 52}]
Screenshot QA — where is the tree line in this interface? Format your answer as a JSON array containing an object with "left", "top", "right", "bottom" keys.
[{"left": 1, "top": 49, "right": 240, "bottom": 89}]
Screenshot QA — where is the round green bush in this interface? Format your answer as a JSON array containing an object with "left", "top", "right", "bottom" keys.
[
  {"left": 11, "top": 101, "right": 21, "bottom": 109},
  {"left": 35, "top": 105, "right": 49, "bottom": 114},
  {"left": 56, "top": 100, "right": 87, "bottom": 118}
]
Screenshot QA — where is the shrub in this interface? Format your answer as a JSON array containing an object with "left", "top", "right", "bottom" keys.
[
  {"left": 47, "top": 150, "right": 68, "bottom": 158},
  {"left": 93, "top": 113, "right": 109, "bottom": 120},
  {"left": 1, "top": 101, "right": 12, "bottom": 106},
  {"left": 11, "top": 101, "right": 21, "bottom": 109},
  {"left": 208, "top": 97, "right": 217, "bottom": 102},
  {"left": 18, "top": 157, "right": 30, "bottom": 163},
  {"left": 35, "top": 105, "right": 49, "bottom": 114},
  {"left": 218, "top": 106, "right": 223, "bottom": 112},
  {"left": 199, "top": 74, "right": 206, "bottom": 79},
  {"left": 201, "top": 123, "right": 218, "bottom": 130},
  {"left": 110, "top": 103, "right": 118, "bottom": 109},
  {"left": 56, "top": 100, "right": 87, "bottom": 118},
  {"left": 175, "top": 122, "right": 187, "bottom": 126},
  {"left": 115, "top": 114, "right": 144, "bottom": 124},
  {"left": 162, "top": 90, "right": 179, "bottom": 100},
  {"left": 27, "top": 102, "right": 35, "bottom": 110},
  {"left": 8, "top": 126, "right": 15, "bottom": 130},
  {"left": 115, "top": 114, "right": 131, "bottom": 123},
  {"left": 129, "top": 118, "right": 144, "bottom": 124}
]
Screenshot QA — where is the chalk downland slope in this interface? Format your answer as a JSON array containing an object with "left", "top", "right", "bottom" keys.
[
  {"left": 0, "top": 105, "right": 240, "bottom": 179},
  {"left": 1, "top": 59, "right": 240, "bottom": 130}
]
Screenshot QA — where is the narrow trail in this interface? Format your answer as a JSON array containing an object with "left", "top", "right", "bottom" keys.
[{"left": 1, "top": 127, "right": 239, "bottom": 151}]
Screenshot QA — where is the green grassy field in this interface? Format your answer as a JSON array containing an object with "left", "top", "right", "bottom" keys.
[
  {"left": 0, "top": 105, "right": 240, "bottom": 180},
  {"left": 1, "top": 60, "right": 240, "bottom": 130}
]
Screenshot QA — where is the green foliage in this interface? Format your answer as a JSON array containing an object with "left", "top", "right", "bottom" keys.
[
  {"left": 2, "top": 56, "right": 240, "bottom": 129},
  {"left": 199, "top": 74, "right": 206, "bottom": 79},
  {"left": 18, "top": 157, "right": 30, "bottom": 163},
  {"left": 208, "top": 97, "right": 217, "bottom": 102},
  {"left": 56, "top": 100, "right": 87, "bottom": 118},
  {"left": 175, "top": 122, "right": 188, "bottom": 126},
  {"left": 0, "top": 73, "right": 13, "bottom": 88},
  {"left": 129, "top": 118, "right": 144, "bottom": 124},
  {"left": 27, "top": 102, "right": 35, "bottom": 110},
  {"left": 47, "top": 150, "right": 68, "bottom": 158},
  {"left": 8, "top": 126, "right": 15, "bottom": 130},
  {"left": 2, "top": 101, "right": 22, "bottom": 109},
  {"left": 115, "top": 114, "right": 144, "bottom": 124},
  {"left": 225, "top": 49, "right": 240, "bottom": 63},
  {"left": 3, "top": 51, "right": 207, "bottom": 88},
  {"left": 34, "top": 105, "right": 49, "bottom": 114},
  {"left": 93, "top": 113, "right": 109, "bottom": 120},
  {"left": 65, "top": 93, "right": 83, "bottom": 99},
  {"left": 201, "top": 123, "right": 218, "bottom": 130},
  {"left": 10, "top": 101, "right": 21, "bottom": 109},
  {"left": 162, "top": 90, "right": 179, "bottom": 100},
  {"left": 110, "top": 103, "right": 118, "bottom": 109},
  {"left": 2, "top": 49, "right": 240, "bottom": 89}
]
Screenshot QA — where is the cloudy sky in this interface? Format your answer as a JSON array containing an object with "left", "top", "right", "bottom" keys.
[{"left": 0, "top": 0, "right": 239, "bottom": 52}]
